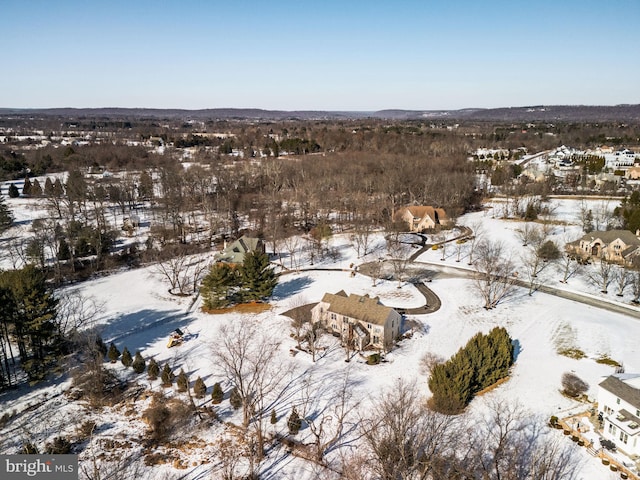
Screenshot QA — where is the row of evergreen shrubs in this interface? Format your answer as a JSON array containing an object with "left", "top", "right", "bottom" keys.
[
  {"left": 107, "top": 342, "right": 304, "bottom": 432},
  {"left": 106, "top": 343, "right": 210, "bottom": 398},
  {"left": 428, "top": 327, "right": 514, "bottom": 414}
]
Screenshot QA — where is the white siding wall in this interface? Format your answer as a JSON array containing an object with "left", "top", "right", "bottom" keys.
[{"left": 598, "top": 386, "right": 640, "bottom": 455}]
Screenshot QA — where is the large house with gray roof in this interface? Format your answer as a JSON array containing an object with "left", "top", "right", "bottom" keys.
[
  {"left": 311, "top": 291, "right": 401, "bottom": 352},
  {"left": 598, "top": 373, "right": 640, "bottom": 456},
  {"left": 567, "top": 230, "right": 640, "bottom": 265}
]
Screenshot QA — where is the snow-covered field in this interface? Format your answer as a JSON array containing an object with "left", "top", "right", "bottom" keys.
[{"left": 1, "top": 192, "right": 639, "bottom": 479}]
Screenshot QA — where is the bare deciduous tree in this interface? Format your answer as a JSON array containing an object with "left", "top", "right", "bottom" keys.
[
  {"left": 557, "top": 233, "right": 583, "bottom": 284},
  {"left": 212, "top": 316, "right": 291, "bottom": 461},
  {"left": 153, "top": 249, "right": 209, "bottom": 295},
  {"left": 56, "top": 290, "right": 104, "bottom": 340},
  {"left": 613, "top": 265, "right": 633, "bottom": 297},
  {"left": 359, "top": 379, "right": 459, "bottom": 480},
  {"left": 464, "top": 220, "right": 484, "bottom": 266},
  {"left": 298, "top": 370, "right": 358, "bottom": 462},
  {"left": 472, "top": 240, "right": 516, "bottom": 309},
  {"left": 282, "top": 235, "right": 301, "bottom": 271},
  {"left": 386, "top": 233, "right": 411, "bottom": 288},
  {"left": 351, "top": 223, "right": 374, "bottom": 259},
  {"left": 368, "top": 257, "right": 384, "bottom": 287},
  {"left": 586, "top": 255, "right": 614, "bottom": 294}
]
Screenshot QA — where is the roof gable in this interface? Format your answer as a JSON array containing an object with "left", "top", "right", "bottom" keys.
[
  {"left": 583, "top": 230, "right": 640, "bottom": 246},
  {"left": 319, "top": 291, "right": 398, "bottom": 326},
  {"left": 599, "top": 374, "right": 640, "bottom": 408}
]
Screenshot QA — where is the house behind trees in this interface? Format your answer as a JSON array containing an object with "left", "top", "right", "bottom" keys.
[
  {"left": 311, "top": 291, "right": 401, "bottom": 352},
  {"left": 393, "top": 206, "right": 451, "bottom": 232},
  {"left": 214, "top": 235, "right": 265, "bottom": 264},
  {"left": 597, "top": 373, "right": 640, "bottom": 456},
  {"left": 567, "top": 230, "right": 640, "bottom": 265}
]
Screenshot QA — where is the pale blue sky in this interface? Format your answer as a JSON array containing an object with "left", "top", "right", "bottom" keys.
[{"left": 1, "top": 0, "right": 638, "bottom": 110}]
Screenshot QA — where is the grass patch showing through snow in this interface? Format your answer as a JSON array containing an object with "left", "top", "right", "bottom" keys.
[
  {"left": 202, "top": 302, "right": 272, "bottom": 315},
  {"left": 595, "top": 354, "right": 622, "bottom": 367},
  {"left": 557, "top": 348, "right": 586, "bottom": 360},
  {"left": 552, "top": 322, "right": 586, "bottom": 360}
]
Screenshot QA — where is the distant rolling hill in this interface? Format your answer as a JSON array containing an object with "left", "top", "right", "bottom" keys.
[{"left": 1, "top": 105, "right": 639, "bottom": 122}]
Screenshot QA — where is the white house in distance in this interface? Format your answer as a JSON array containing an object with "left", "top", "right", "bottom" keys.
[
  {"left": 597, "top": 373, "right": 640, "bottom": 456},
  {"left": 311, "top": 291, "right": 401, "bottom": 352}
]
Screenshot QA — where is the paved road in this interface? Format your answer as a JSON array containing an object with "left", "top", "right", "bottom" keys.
[
  {"left": 280, "top": 224, "right": 640, "bottom": 320},
  {"left": 411, "top": 259, "right": 640, "bottom": 320}
]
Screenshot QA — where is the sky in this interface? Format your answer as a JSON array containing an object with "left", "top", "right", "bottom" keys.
[{"left": 1, "top": 0, "right": 639, "bottom": 111}]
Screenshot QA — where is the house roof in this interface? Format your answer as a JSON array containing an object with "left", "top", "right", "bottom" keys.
[
  {"left": 318, "top": 292, "right": 398, "bottom": 326},
  {"left": 215, "top": 235, "right": 263, "bottom": 263},
  {"left": 599, "top": 374, "right": 640, "bottom": 409},
  {"left": 582, "top": 230, "right": 640, "bottom": 247},
  {"left": 395, "top": 206, "right": 449, "bottom": 224}
]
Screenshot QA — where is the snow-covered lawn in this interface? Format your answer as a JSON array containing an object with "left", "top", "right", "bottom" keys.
[{"left": 1, "top": 195, "right": 639, "bottom": 479}]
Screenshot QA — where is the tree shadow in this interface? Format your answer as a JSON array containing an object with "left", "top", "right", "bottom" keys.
[
  {"left": 102, "top": 308, "right": 196, "bottom": 354},
  {"left": 272, "top": 275, "right": 314, "bottom": 300},
  {"left": 512, "top": 338, "right": 522, "bottom": 361}
]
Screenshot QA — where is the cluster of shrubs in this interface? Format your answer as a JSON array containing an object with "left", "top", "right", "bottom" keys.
[{"left": 428, "top": 327, "right": 514, "bottom": 414}]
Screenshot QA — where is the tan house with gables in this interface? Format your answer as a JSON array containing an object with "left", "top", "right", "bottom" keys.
[
  {"left": 567, "top": 230, "right": 640, "bottom": 265},
  {"left": 311, "top": 291, "right": 401, "bottom": 352},
  {"left": 393, "top": 206, "right": 451, "bottom": 232}
]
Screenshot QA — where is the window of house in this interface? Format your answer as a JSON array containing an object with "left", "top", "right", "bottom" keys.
[
  {"left": 616, "top": 398, "right": 621, "bottom": 404},
  {"left": 373, "top": 335, "right": 379, "bottom": 344},
  {"left": 330, "top": 313, "right": 336, "bottom": 320},
  {"left": 367, "top": 323, "right": 372, "bottom": 330},
  {"left": 609, "top": 423, "right": 613, "bottom": 433},
  {"left": 636, "top": 409, "right": 640, "bottom": 417},
  {"left": 620, "top": 432, "right": 628, "bottom": 444}
]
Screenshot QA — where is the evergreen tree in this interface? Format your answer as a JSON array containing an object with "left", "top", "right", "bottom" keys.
[
  {"left": 239, "top": 250, "right": 278, "bottom": 302},
  {"left": 287, "top": 407, "right": 302, "bottom": 434},
  {"left": 8, "top": 183, "right": 19, "bottom": 198},
  {"left": 428, "top": 327, "right": 514, "bottom": 414},
  {"left": 22, "top": 177, "right": 32, "bottom": 196},
  {"left": 121, "top": 347, "right": 133, "bottom": 367},
  {"left": 44, "top": 177, "right": 54, "bottom": 196},
  {"left": 0, "top": 195, "right": 13, "bottom": 233},
  {"left": 201, "top": 262, "right": 236, "bottom": 309},
  {"left": 6, "top": 265, "right": 58, "bottom": 380},
  {"left": 94, "top": 336, "right": 108, "bottom": 357},
  {"left": 31, "top": 179, "right": 43, "bottom": 197},
  {"left": 161, "top": 363, "right": 174, "bottom": 387},
  {"left": 176, "top": 369, "right": 189, "bottom": 392},
  {"left": 211, "top": 382, "right": 224, "bottom": 404},
  {"left": 147, "top": 358, "right": 160, "bottom": 380},
  {"left": 270, "top": 408, "right": 277, "bottom": 425},
  {"left": 229, "top": 386, "right": 242, "bottom": 409},
  {"left": 57, "top": 238, "right": 71, "bottom": 261},
  {"left": 193, "top": 376, "right": 206, "bottom": 398},
  {"left": 107, "top": 342, "right": 120, "bottom": 363},
  {"left": 52, "top": 178, "right": 64, "bottom": 196},
  {"left": 132, "top": 351, "right": 146, "bottom": 374}
]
